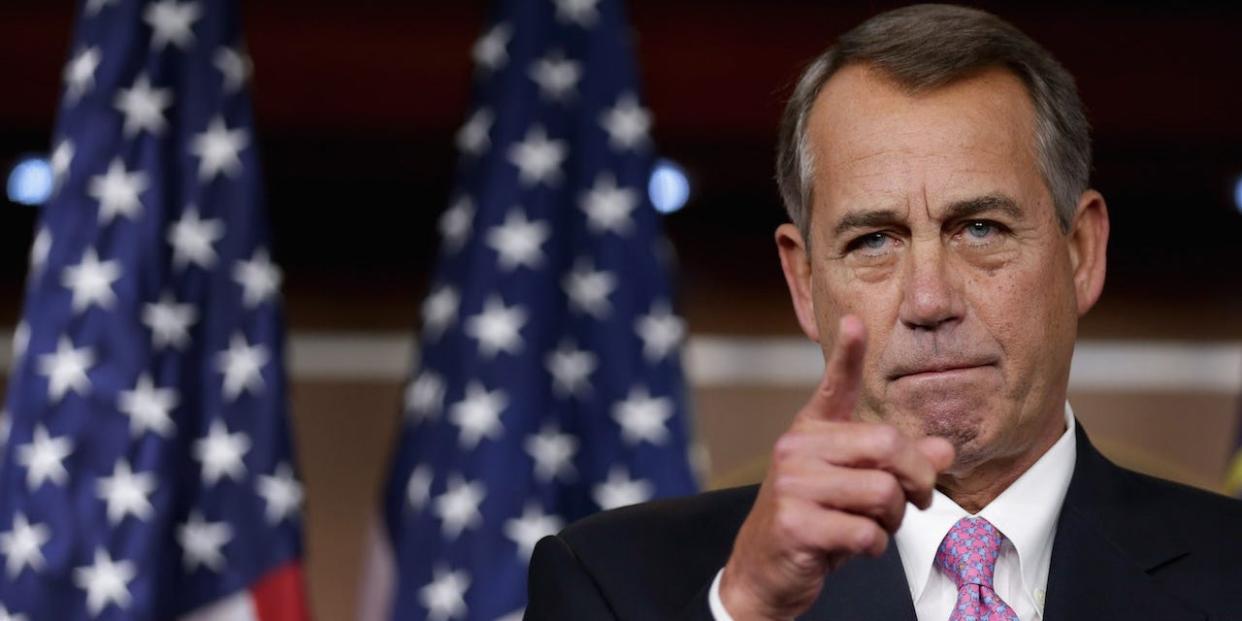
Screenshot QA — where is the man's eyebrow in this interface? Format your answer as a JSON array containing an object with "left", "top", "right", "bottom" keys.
[
  {"left": 943, "top": 194, "right": 1023, "bottom": 221},
  {"left": 832, "top": 210, "right": 903, "bottom": 237}
]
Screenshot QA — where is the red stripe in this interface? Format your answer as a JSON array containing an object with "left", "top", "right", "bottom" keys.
[{"left": 250, "top": 562, "right": 311, "bottom": 621}]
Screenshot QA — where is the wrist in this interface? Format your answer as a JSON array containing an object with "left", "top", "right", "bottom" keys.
[{"left": 719, "top": 560, "right": 793, "bottom": 621}]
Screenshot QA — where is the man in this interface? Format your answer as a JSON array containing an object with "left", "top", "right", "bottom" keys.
[{"left": 525, "top": 5, "right": 1242, "bottom": 620}]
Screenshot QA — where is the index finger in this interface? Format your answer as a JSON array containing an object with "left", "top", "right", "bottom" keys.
[{"left": 804, "top": 315, "right": 867, "bottom": 422}]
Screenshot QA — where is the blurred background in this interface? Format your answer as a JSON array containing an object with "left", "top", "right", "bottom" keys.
[{"left": 2, "top": 0, "right": 1241, "bottom": 618}]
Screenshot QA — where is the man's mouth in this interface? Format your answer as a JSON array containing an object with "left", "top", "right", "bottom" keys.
[{"left": 887, "top": 359, "right": 998, "bottom": 381}]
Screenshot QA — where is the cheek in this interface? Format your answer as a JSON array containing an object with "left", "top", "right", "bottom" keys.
[{"left": 967, "top": 255, "right": 1074, "bottom": 384}]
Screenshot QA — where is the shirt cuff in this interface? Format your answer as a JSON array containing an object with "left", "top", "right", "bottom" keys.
[{"left": 708, "top": 567, "right": 737, "bottom": 621}]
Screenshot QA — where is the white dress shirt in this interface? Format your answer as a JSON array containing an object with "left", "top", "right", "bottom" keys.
[{"left": 709, "top": 404, "right": 1077, "bottom": 621}]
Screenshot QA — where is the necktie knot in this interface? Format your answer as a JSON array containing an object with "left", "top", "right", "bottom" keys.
[{"left": 934, "top": 516, "right": 1005, "bottom": 590}]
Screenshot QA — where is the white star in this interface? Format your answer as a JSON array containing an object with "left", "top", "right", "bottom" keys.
[
  {"left": 545, "top": 340, "right": 597, "bottom": 399},
  {"left": 593, "top": 466, "right": 654, "bottom": 510},
  {"left": 405, "top": 465, "right": 433, "bottom": 512},
  {"left": 420, "top": 566, "right": 471, "bottom": 621},
  {"left": 50, "top": 141, "right": 73, "bottom": 193},
  {"left": 472, "top": 23, "right": 511, "bottom": 73},
  {"left": 88, "top": 158, "right": 149, "bottom": 224},
  {"left": 16, "top": 426, "right": 73, "bottom": 491},
  {"left": 233, "top": 249, "right": 282, "bottom": 308},
  {"left": 257, "top": 463, "right": 303, "bottom": 524},
  {"left": 96, "top": 460, "right": 156, "bottom": 525},
  {"left": 405, "top": 370, "right": 446, "bottom": 423},
  {"left": 581, "top": 173, "right": 638, "bottom": 235},
  {"left": 448, "top": 382, "right": 507, "bottom": 450},
  {"left": 432, "top": 475, "right": 486, "bottom": 539},
  {"left": 193, "top": 419, "right": 251, "bottom": 485},
  {"left": 486, "top": 208, "right": 550, "bottom": 271},
  {"left": 144, "top": 0, "right": 201, "bottom": 51},
  {"left": 529, "top": 52, "right": 581, "bottom": 101},
  {"left": 114, "top": 74, "right": 172, "bottom": 137},
  {"left": 29, "top": 227, "right": 51, "bottom": 276},
  {"left": 600, "top": 93, "right": 652, "bottom": 151},
  {"left": 0, "top": 513, "right": 50, "bottom": 578},
  {"left": 169, "top": 205, "right": 225, "bottom": 270},
  {"left": 62, "top": 248, "right": 121, "bottom": 313},
  {"left": 554, "top": 0, "right": 601, "bottom": 27},
  {"left": 505, "top": 503, "right": 564, "bottom": 560},
  {"left": 63, "top": 46, "right": 101, "bottom": 104},
  {"left": 216, "top": 332, "right": 268, "bottom": 400},
  {"left": 73, "top": 548, "right": 135, "bottom": 616},
  {"left": 117, "top": 374, "right": 178, "bottom": 438},
  {"left": 562, "top": 258, "right": 616, "bottom": 319},
  {"left": 213, "top": 45, "right": 252, "bottom": 93},
  {"left": 439, "top": 198, "right": 475, "bottom": 253},
  {"left": 613, "top": 386, "right": 674, "bottom": 446},
  {"left": 85, "top": 0, "right": 119, "bottom": 15},
  {"left": 455, "top": 109, "right": 492, "bottom": 157},
  {"left": 524, "top": 424, "right": 578, "bottom": 483},
  {"left": 421, "top": 285, "right": 459, "bottom": 341},
  {"left": 177, "top": 511, "right": 231, "bottom": 573},
  {"left": 636, "top": 301, "right": 686, "bottom": 362},
  {"left": 11, "top": 322, "right": 29, "bottom": 363},
  {"left": 37, "top": 337, "right": 94, "bottom": 402},
  {"left": 463, "top": 295, "right": 527, "bottom": 358},
  {"left": 190, "top": 116, "right": 248, "bottom": 180},
  {"left": 142, "top": 292, "right": 198, "bottom": 350},
  {"left": 508, "top": 126, "right": 566, "bottom": 187}
]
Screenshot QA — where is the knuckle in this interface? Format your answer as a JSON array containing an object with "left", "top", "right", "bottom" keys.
[{"left": 772, "top": 434, "right": 798, "bottom": 463}]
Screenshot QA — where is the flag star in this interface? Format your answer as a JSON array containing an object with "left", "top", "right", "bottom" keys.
[
  {"left": 63, "top": 46, "right": 101, "bottom": 104},
  {"left": 73, "top": 548, "right": 135, "bottom": 616},
  {"left": 216, "top": 333, "right": 269, "bottom": 400},
  {"left": 600, "top": 93, "right": 652, "bottom": 151},
  {"left": 16, "top": 427, "right": 74, "bottom": 491},
  {"left": 96, "top": 460, "right": 156, "bottom": 525},
  {"left": 524, "top": 424, "right": 578, "bottom": 482},
  {"left": 405, "top": 370, "right": 446, "bottom": 423},
  {"left": 636, "top": 301, "right": 686, "bottom": 362},
  {"left": 37, "top": 337, "right": 95, "bottom": 402},
  {"left": 213, "top": 46, "right": 252, "bottom": 93},
  {"left": 593, "top": 466, "right": 654, "bottom": 510},
  {"left": 29, "top": 227, "right": 51, "bottom": 275},
  {"left": 11, "top": 322, "right": 29, "bottom": 363},
  {"left": 169, "top": 205, "right": 225, "bottom": 270},
  {"left": 486, "top": 208, "right": 550, "bottom": 271},
  {"left": 193, "top": 419, "right": 251, "bottom": 485},
  {"left": 581, "top": 173, "right": 638, "bottom": 235},
  {"left": 449, "top": 382, "right": 507, "bottom": 450},
  {"left": 463, "top": 296, "right": 527, "bottom": 358},
  {"left": 613, "top": 386, "right": 674, "bottom": 446},
  {"left": 472, "top": 23, "right": 511, "bottom": 73},
  {"left": 190, "top": 116, "right": 248, "bottom": 180},
  {"left": 233, "top": 249, "right": 282, "bottom": 308},
  {"left": 50, "top": 140, "right": 74, "bottom": 193},
  {"left": 142, "top": 292, "right": 198, "bottom": 350},
  {"left": 432, "top": 475, "right": 486, "bottom": 539},
  {"left": 545, "top": 341, "right": 598, "bottom": 399},
  {"left": 455, "top": 109, "right": 492, "bottom": 157},
  {"left": 0, "top": 411, "right": 10, "bottom": 451},
  {"left": 144, "top": 0, "right": 201, "bottom": 51},
  {"left": 439, "top": 197, "right": 475, "bottom": 253},
  {"left": 421, "top": 285, "right": 459, "bottom": 341},
  {"left": 405, "top": 465, "right": 433, "bottom": 512},
  {"left": 0, "top": 513, "right": 50, "bottom": 578},
  {"left": 562, "top": 258, "right": 616, "bottom": 319},
  {"left": 88, "top": 158, "right": 149, "bottom": 224},
  {"left": 420, "top": 566, "right": 471, "bottom": 621},
  {"left": 504, "top": 503, "right": 564, "bottom": 560},
  {"left": 529, "top": 51, "right": 582, "bottom": 101},
  {"left": 507, "top": 126, "right": 567, "bottom": 187},
  {"left": 117, "top": 373, "right": 178, "bottom": 438},
  {"left": 114, "top": 74, "right": 172, "bottom": 137},
  {"left": 554, "top": 0, "right": 601, "bottom": 27},
  {"left": 257, "top": 463, "right": 303, "bottom": 524},
  {"left": 0, "top": 606, "right": 27, "bottom": 621},
  {"left": 177, "top": 511, "right": 232, "bottom": 573},
  {"left": 85, "top": 0, "right": 119, "bottom": 15}
]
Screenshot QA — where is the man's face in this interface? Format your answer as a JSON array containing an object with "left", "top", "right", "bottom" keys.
[{"left": 779, "top": 64, "right": 1106, "bottom": 473}]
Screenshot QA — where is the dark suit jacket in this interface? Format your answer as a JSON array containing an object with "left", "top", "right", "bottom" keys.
[{"left": 525, "top": 423, "right": 1242, "bottom": 620}]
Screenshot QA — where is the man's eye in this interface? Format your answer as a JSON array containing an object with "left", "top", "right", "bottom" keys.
[
  {"left": 854, "top": 232, "right": 890, "bottom": 251},
  {"left": 965, "top": 221, "right": 998, "bottom": 239}
]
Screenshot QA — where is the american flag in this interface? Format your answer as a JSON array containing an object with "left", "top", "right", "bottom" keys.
[
  {"left": 378, "top": 0, "right": 699, "bottom": 619},
  {"left": 0, "top": 0, "right": 307, "bottom": 619}
]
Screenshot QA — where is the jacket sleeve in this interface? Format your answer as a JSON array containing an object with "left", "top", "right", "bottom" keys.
[{"left": 524, "top": 534, "right": 619, "bottom": 620}]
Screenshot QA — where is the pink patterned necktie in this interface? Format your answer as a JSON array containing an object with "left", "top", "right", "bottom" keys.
[{"left": 934, "top": 516, "right": 1020, "bottom": 621}]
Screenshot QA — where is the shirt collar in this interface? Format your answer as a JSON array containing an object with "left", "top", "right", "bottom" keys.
[{"left": 894, "top": 403, "right": 1077, "bottom": 603}]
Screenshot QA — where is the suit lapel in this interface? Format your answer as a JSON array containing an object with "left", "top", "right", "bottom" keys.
[
  {"left": 1043, "top": 423, "right": 1206, "bottom": 621},
  {"left": 799, "top": 541, "right": 916, "bottom": 621}
]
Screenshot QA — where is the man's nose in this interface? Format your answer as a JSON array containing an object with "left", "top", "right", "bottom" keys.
[{"left": 897, "top": 243, "right": 965, "bottom": 332}]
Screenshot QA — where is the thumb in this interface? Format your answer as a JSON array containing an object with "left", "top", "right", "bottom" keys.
[
  {"left": 805, "top": 315, "right": 867, "bottom": 422},
  {"left": 915, "top": 436, "right": 956, "bottom": 473}
]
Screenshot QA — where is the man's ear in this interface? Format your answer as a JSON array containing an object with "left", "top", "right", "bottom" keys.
[
  {"left": 775, "top": 223, "right": 822, "bottom": 342},
  {"left": 1066, "top": 189, "right": 1109, "bottom": 316}
]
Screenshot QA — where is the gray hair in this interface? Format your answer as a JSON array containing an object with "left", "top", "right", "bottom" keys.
[{"left": 775, "top": 4, "right": 1091, "bottom": 238}]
